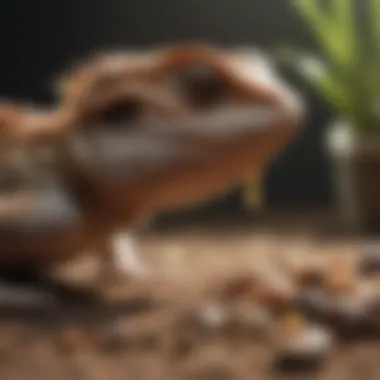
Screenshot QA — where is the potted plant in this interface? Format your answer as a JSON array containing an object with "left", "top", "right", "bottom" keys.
[{"left": 280, "top": 0, "right": 380, "bottom": 233}]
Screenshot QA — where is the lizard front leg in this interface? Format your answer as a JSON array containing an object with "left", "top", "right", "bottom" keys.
[{"left": 98, "top": 231, "right": 149, "bottom": 287}]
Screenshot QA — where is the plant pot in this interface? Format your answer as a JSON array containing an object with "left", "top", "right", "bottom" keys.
[{"left": 325, "top": 120, "right": 380, "bottom": 234}]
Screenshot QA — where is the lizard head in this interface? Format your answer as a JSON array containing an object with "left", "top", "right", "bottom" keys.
[{"left": 1, "top": 44, "right": 305, "bottom": 222}]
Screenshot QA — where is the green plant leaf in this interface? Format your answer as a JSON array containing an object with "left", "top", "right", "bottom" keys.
[
  {"left": 292, "top": 0, "right": 357, "bottom": 68},
  {"left": 285, "top": 0, "right": 380, "bottom": 132},
  {"left": 278, "top": 47, "right": 353, "bottom": 116},
  {"left": 332, "top": 0, "right": 358, "bottom": 65},
  {"left": 369, "top": 0, "right": 380, "bottom": 58}
]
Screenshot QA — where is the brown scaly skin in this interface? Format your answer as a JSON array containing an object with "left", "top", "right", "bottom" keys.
[{"left": 0, "top": 44, "right": 304, "bottom": 274}]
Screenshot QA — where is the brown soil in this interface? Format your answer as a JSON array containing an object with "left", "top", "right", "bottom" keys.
[{"left": 0, "top": 226, "right": 379, "bottom": 380}]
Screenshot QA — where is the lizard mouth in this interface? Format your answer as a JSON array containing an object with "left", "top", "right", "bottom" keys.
[
  {"left": 145, "top": 104, "right": 285, "bottom": 140},
  {"left": 67, "top": 103, "right": 296, "bottom": 186}
]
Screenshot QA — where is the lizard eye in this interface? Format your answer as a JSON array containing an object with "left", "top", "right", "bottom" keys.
[
  {"left": 102, "top": 99, "right": 142, "bottom": 127},
  {"left": 84, "top": 99, "right": 142, "bottom": 130},
  {"left": 174, "top": 65, "right": 228, "bottom": 108}
]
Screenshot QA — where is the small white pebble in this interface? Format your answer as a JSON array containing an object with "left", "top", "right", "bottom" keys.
[
  {"left": 329, "top": 283, "right": 376, "bottom": 317},
  {"left": 198, "top": 302, "right": 229, "bottom": 329},
  {"left": 278, "top": 325, "right": 332, "bottom": 356}
]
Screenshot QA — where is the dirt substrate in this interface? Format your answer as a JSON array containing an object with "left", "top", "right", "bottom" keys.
[{"left": 0, "top": 229, "right": 380, "bottom": 380}]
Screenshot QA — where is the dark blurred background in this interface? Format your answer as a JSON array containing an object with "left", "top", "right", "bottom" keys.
[{"left": 0, "top": 0, "right": 334, "bottom": 221}]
